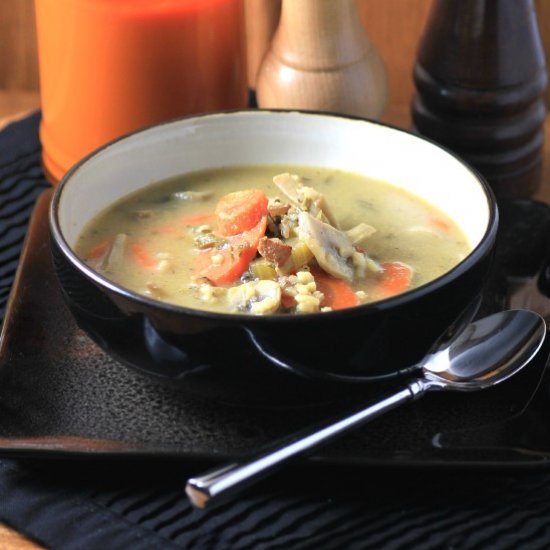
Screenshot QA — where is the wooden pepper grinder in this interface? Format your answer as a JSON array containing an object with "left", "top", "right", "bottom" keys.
[
  {"left": 244, "top": 0, "right": 281, "bottom": 102},
  {"left": 412, "top": 0, "right": 548, "bottom": 199},
  {"left": 256, "top": 0, "right": 387, "bottom": 119}
]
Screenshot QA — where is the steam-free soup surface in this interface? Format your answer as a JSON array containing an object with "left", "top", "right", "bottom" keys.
[{"left": 76, "top": 166, "right": 470, "bottom": 314}]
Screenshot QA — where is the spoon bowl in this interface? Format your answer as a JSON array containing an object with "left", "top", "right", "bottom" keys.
[
  {"left": 421, "top": 308, "right": 546, "bottom": 390},
  {"left": 186, "top": 309, "right": 546, "bottom": 509}
]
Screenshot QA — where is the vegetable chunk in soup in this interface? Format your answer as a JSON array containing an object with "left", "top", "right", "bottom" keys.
[{"left": 75, "top": 166, "right": 471, "bottom": 314}]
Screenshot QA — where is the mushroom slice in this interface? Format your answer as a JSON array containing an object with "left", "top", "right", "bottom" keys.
[
  {"left": 273, "top": 173, "right": 339, "bottom": 227},
  {"left": 227, "top": 280, "right": 282, "bottom": 315},
  {"left": 299, "top": 186, "right": 339, "bottom": 227},
  {"left": 98, "top": 233, "right": 128, "bottom": 272},
  {"left": 273, "top": 173, "right": 302, "bottom": 203},
  {"left": 346, "top": 222, "right": 376, "bottom": 245},
  {"left": 298, "top": 212, "right": 354, "bottom": 281}
]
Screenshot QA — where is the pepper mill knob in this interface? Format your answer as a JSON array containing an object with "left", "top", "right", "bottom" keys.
[{"left": 256, "top": 0, "right": 387, "bottom": 119}]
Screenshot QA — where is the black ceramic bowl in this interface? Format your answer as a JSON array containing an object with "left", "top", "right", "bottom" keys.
[{"left": 49, "top": 110, "right": 498, "bottom": 388}]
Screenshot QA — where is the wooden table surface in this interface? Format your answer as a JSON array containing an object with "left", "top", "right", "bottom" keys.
[
  {"left": 0, "top": 91, "right": 39, "bottom": 127},
  {"left": 0, "top": 94, "right": 549, "bottom": 549}
]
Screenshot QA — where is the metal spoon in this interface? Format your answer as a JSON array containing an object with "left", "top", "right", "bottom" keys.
[{"left": 186, "top": 309, "right": 546, "bottom": 509}]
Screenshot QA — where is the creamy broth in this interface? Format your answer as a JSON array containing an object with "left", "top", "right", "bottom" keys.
[{"left": 75, "top": 166, "right": 471, "bottom": 314}]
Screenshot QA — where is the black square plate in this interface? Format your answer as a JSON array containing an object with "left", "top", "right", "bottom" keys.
[{"left": 2, "top": 190, "right": 550, "bottom": 469}]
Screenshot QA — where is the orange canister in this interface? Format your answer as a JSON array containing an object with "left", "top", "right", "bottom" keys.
[{"left": 34, "top": 0, "right": 247, "bottom": 183}]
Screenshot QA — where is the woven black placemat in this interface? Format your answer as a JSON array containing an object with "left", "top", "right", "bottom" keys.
[{"left": 2, "top": 113, "right": 550, "bottom": 549}]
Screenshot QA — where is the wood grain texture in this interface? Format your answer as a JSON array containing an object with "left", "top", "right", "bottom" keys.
[
  {"left": 246, "top": 0, "right": 430, "bottom": 110},
  {"left": 0, "top": 0, "right": 38, "bottom": 91},
  {"left": 245, "top": 0, "right": 281, "bottom": 88},
  {"left": 256, "top": 0, "right": 388, "bottom": 118},
  {"left": 357, "top": 0, "right": 432, "bottom": 112},
  {"left": 0, "top": 524, "right": 43, "bottom": 549},
  {"left": 0, "top": 90, "right": 40, "bottom": 124}
]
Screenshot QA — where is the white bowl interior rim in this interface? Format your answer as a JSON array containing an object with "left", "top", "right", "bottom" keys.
[{"left": 57, "top": 111, "right": 491, "bottom": 253}]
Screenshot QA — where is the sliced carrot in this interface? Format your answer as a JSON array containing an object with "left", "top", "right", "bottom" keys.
[
  {"left": 87, "top": 238, "right": 111, "bottom": 261},
  {"left": 131, "top": 241, "right": 156, "bottom": 269},
  {"left": 215, "top": 189, "right": 268, "bottom": 237},
  {"left": 312, "top": 269, "right": 360, "bottom": 310},
  {"left": 181, "top": 213, "right": 215, "bottom": 227},
  {"left": 377, "top": 261, "right": 413, "bottom": 297},
  {"left": 195, "top": 216, "right": 267, "bottom": 285},
  {"left": 194, "top": 247, "right": 257, "bottom": 286}
]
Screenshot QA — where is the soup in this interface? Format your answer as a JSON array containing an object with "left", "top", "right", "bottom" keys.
[{"left": 75, "top": 165, "right": 471, "bottom": 314}]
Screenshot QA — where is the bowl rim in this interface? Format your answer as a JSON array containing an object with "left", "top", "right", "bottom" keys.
[{"left": 49, "top": 108, "right": 499, "bottom": 324}]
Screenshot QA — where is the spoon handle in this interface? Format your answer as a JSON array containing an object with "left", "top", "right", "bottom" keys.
[{"left": 185, "top": 379, "right": 426, "bottom": 509}]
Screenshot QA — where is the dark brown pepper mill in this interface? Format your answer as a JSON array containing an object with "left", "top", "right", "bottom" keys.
[{"left": 412, "top": 0, "right": 548, "bottom": 199}]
